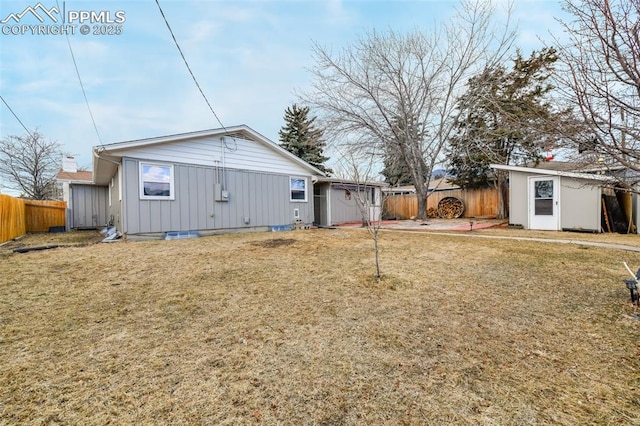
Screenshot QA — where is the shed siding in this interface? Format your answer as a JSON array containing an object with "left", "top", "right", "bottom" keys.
[
  {"left": 70, "top": 184, "right": 108, "bottom": 228},
  {"left": 509, "top": 170, "right": 602, "bottom": 231},
  {"left": 111, "top": 136, "right": 311, "bottom": 176},
  {"left": 508, "top": 172, "right": 528, "bottom": 227},
  {"left": 330, "top": 187, "right": 367, "bottom": 224},
  {"left": 122, "top": 158, "right": 313, "bottom": 234},
  {"left": 560, "top": 178, "right": 601, "bottom": 231}
]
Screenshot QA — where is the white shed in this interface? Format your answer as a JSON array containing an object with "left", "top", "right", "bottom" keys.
[{"left": 491, "top": 163, "right": 639, "bottom": 233}]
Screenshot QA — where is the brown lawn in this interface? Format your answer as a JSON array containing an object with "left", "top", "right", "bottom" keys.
[{"left": 1, "top": 228, "right": 639, "bottom": 425}]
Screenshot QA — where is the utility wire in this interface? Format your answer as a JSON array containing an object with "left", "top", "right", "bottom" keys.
[
  {"left": 56, "top": 0, "right": 103, "bottom": 146},
  {"left": 0, "top": 95, "right": 34, "bottom": 138},
  {"left": 154, "top": 0, "right": 230, "bottom": 137}
]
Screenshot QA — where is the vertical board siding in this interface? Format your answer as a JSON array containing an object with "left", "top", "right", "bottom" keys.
[
  {"left": 560, "top": 178, "right": 601, "bottom": 231},
  {"left": 0, "top": 194, "right": 26, "bottom": 243},
  {"left": 384, "top": 187, "right": 501, "bottom": 219},
  {"left": 122, "top": 158, "right": 313, "bottom": 234},
  {"left": 508, "top": 173, "right": 528, "bottom": 227},
  {"left": 330, "top": 187, "right": 368, "bottom": 224},
  {"left": 71, "top": 185, "right": 108, "bottom": 228},
  {"left": 24, "top": 200, "right": 67, "bottom": 232}
]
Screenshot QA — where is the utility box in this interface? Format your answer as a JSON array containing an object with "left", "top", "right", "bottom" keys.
[{"left": 215, "top": 184, "right": 229, "bottom": 202}]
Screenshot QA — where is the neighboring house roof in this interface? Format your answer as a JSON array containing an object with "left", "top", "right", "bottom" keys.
[
  {"left": 490, "top": 164, "right": 615, "bottom": 183},
  {"left": 428, "top": 177, "right": 460, "bottom": 191},
  {"left": 56, "top": 170, "right": 94, "bottom": 183},
  {"left": 383, "top": 185, "right": 416, "bottom": 194},
  {"left": 383, "top": 178, "right": 460, "bottom": 194},
  {"left": 92, "top": 125, "right": 327, "bottom": 185},
  {"left": 524, "top": 160, "right": 585, "bottom": 172}
]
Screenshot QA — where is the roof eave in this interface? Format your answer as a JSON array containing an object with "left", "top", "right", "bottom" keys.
[
  {"left": 92, "top": 148, "right": 120, "bottom": 185},
  {"left": 490, "top": 164, "right": 616, "bottom": 182}
]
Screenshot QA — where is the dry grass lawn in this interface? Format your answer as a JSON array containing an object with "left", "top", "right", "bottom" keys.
[{"left": 1, "top": 228, "right": 639, "bottom": 425}]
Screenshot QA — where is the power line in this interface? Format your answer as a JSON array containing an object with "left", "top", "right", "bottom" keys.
[
  {"left": 0, "top": 95, "right": 34, "bottom": 138},
  {"left": 56, "top": 0, "right": 103, "bottom": 146},
  {"left": 154, "top": 0, "right": 229, "bottom": 135}
]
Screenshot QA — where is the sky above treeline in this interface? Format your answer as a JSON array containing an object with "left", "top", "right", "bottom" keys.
[{"left": 0, "top": 0, "right": 570, "bottom": 183}]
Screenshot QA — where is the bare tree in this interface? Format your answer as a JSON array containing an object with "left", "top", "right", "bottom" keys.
[
  {"left": 303, "top": 0, "right": 516, "bottom": 219},
  {"left": 334, "top": 150, "right": 384, "bottom": 278},
  {"left": 0, "top": 131, "right": 63, "bottom": 199},
  {"left": 554, "top": 0, "right": 640, "bottom": 179}
]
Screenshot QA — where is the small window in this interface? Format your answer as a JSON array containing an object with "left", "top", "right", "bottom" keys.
[
  {"left": 290, "top": 177, "right": 307, "bottom": 202},
  {"left": 140, "top": 163, "right": 175, "bottom": 200}
]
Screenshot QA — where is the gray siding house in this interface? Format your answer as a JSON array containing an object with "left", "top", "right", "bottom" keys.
[
  {"left": 92, "top": 125, "right": 325, "bottom": 237},
  {"left": 492, "top": 163, "right": 639, "bottom": 233}
]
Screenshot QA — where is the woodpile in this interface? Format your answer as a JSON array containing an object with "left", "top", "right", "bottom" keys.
[{"left": 437, "top": 196, "right": 465, "bottom": 219}]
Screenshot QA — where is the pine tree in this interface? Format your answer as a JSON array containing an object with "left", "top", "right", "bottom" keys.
[
  {"left": 278, "top": 104, "right": 332, "bottom": 175},
  {"left": 381, "top": 147, "right": 414, "bottom": 187},
  {"left": 381, "top": 113, "right": 426, "bottom": 187},
  {"left": 447, "top": 48, "right": 568, "bottom": 218}
]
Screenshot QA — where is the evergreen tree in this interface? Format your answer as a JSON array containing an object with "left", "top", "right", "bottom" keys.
[
  {"left": 381, "top": 147, "right": 413, "bottom": 187},
  {"left": 278, "top": 104, "right": 332, "bottom": 175},
  {"left": 447, "top": 48, "right": 568, "bottom": 218},
  {"left": 381, "top": 113, "right": 426, "bottom": 187}
]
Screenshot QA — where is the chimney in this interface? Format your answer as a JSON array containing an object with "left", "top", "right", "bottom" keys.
[{"left": 62, "top": 156, "right": 78, "bottom": 173}]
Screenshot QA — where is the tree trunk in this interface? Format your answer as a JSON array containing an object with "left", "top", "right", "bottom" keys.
[
  {"left": 415, "top": 185, "right": 429, "bottom": 220},
  {"left": 373, "top": 230, "right": 381, "bottom": 278}
]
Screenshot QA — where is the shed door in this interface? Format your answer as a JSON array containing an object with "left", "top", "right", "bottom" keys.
[{"left": 529, "top": 176, "right": 560, "bottom": 230}]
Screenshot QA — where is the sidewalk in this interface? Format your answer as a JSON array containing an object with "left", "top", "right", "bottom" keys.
[
  {"left": 377, "top": 219, "right": 640, "bottom": 253},
  {"left": 379, "top": 218, "right": 505, "bottom": 231},
  {"left": 335, "top": 219, "right": 640, "bottom": 252}
]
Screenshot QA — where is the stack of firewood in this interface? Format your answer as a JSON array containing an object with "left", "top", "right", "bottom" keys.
[{"left": 437, "top": 197, "right": 465, "bottom": 219}]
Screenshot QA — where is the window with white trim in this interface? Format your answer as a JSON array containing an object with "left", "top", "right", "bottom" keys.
[
  {"left": 139, "top": 163, "right": 175, "bottom": 200},
  {"left": 290, "top": 177, "right": 307, "bottom": 202}
]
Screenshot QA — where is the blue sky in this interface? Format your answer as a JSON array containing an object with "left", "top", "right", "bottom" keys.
[{"left": 0, "top": 0, "right": 568, "bottom": 184}]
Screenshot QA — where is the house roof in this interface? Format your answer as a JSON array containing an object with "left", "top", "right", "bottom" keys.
[
  {"left": 428, "top": 177, "right": 460, "bottom": 191},
  {"left": 92, "top": 125, "right": 327, "bottom": 185},
  {"left": 523, "top": 160, "right": 619, "bottom": 174},
  {"left": 316, "top": 176, "right": 386, "bottom": 188},
  {"left": 490, "top": 164, "right": 615, "bottom": 182},
  {"left": 56, "top": 170, "right": 94, "bottom": 183},
  {"left": 383, "top": 178, "right": 460, "bottom": 194}
]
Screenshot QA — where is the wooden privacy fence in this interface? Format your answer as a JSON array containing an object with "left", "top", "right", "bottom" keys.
[
  {"left": 0, "top": 195, "right": 66, "bottom": 243},
  {"left": 24, "top": 199, "right": 66, "bottom": 232},
  {"left": 0, "top": 194, "right": 26, "bottom": 243},
  {"left": 384, "top": 187, "right": 501, "bottom": 220}
]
